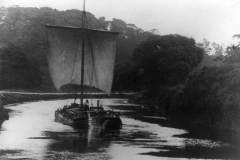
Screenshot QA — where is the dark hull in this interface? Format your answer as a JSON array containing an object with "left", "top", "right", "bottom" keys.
[
  {"left": 55, "top": 105, "right": 122, "bottom": 130},
  {"left": 90, "top": 111, "right": 122, "bottom": 130},
  {"left": 101, "top": 117, "right": 122, "bottom": 130},
  {"left": 55, "top": 110, "right": 89, "bottom": 128}
]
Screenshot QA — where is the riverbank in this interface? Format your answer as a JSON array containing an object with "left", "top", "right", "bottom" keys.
[
  {"left": 129, "top": 92, "right": 240, "bottom": 144},
  {"left": 0, "top": 92, "right": 65, "bottom": 126}
]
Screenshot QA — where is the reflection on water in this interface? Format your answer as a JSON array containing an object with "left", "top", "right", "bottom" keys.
[{"left": 0, "top": 99, "right": 237, "bottom": 160}]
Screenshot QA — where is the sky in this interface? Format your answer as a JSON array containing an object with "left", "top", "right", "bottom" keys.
[{"left": 1, "top": 0, "right": 240, "bottom": 45}]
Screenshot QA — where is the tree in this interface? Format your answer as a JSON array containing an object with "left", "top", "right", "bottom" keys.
[
  {"left": 0, "top": 45, "right": 41, "bottom": 89},
  {"left": 113, "top": 34, "right": 204, "bottom": 95},
  {"left": 212, "top": 42, "right": 224, "bottom": 56},
  {"left": 132, "top": 35, "right": 203, "bottom": 91},
  {"left": 200, "top": 38, "right": 212, "bottom": 55}
]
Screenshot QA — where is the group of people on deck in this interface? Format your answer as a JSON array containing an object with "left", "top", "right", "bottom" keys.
[
  {"left": 83, "top": 99, "right": 103, "bottom": 111},
  {"left": 61, "top": 99, "right": 103, "bottom": 110}
]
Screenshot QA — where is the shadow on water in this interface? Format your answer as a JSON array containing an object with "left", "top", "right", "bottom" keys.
[
  {"left": 141, "top": 145, "right": 238, "bottom": 159},
  {"left": 42, "top": 126, "right": 120, "bottom": 153},
  {"left": 123, "top": 111, "right": 240, "bottom": 159},
  {"left": 41, "top": 127, "right": 121, "bottom": 160}
]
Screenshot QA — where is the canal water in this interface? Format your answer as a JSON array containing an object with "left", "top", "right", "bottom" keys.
[{"left": 0, "top": 99, "right": 238, "bottom": 160}]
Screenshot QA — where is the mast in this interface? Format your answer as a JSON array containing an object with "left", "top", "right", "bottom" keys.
[{"left": 80, "top": 0, "right": 86, "bottom": 107}]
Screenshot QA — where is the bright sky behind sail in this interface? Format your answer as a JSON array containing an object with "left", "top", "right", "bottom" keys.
[{"left": 1, "top": 0, "right": 240, "bottom": 45}]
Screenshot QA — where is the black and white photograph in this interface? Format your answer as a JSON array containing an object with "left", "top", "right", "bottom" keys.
[{"left": 0, "top": 0, "right": 239, "bottom": 159}]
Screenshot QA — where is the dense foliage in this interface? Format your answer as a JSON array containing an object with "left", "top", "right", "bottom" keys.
[
  {"left": 178, "top": 64, "right": 240, "bottom": 130},
  {"left": 0, "top": 45, "right": 41, "bottom": 89},
  {"left": 174, "top": 43, "right": 240, "bottom": 131},
  {"left": 113, "top": 35, "right": 204, "bottom": 95}
]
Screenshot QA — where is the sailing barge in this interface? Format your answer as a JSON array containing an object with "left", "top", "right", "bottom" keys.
[{"left": 45, "top": 0, "right": 122, "bottom": 130}]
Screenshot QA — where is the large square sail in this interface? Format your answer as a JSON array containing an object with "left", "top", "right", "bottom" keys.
[{"left": 46, "top": 25, "right": 119, "bottom": 93}]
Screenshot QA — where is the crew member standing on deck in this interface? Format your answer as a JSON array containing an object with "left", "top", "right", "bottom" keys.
[
  {"left": 97, "top": 100, "right": 100, "bottom": 111},
  {"left": 84, "top": 100, "right": 89, "bottom": 111}
]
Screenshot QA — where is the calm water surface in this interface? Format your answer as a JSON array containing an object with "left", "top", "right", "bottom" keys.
[{"left": 0, "top": 99, "right": 237, "bottom": 160}]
